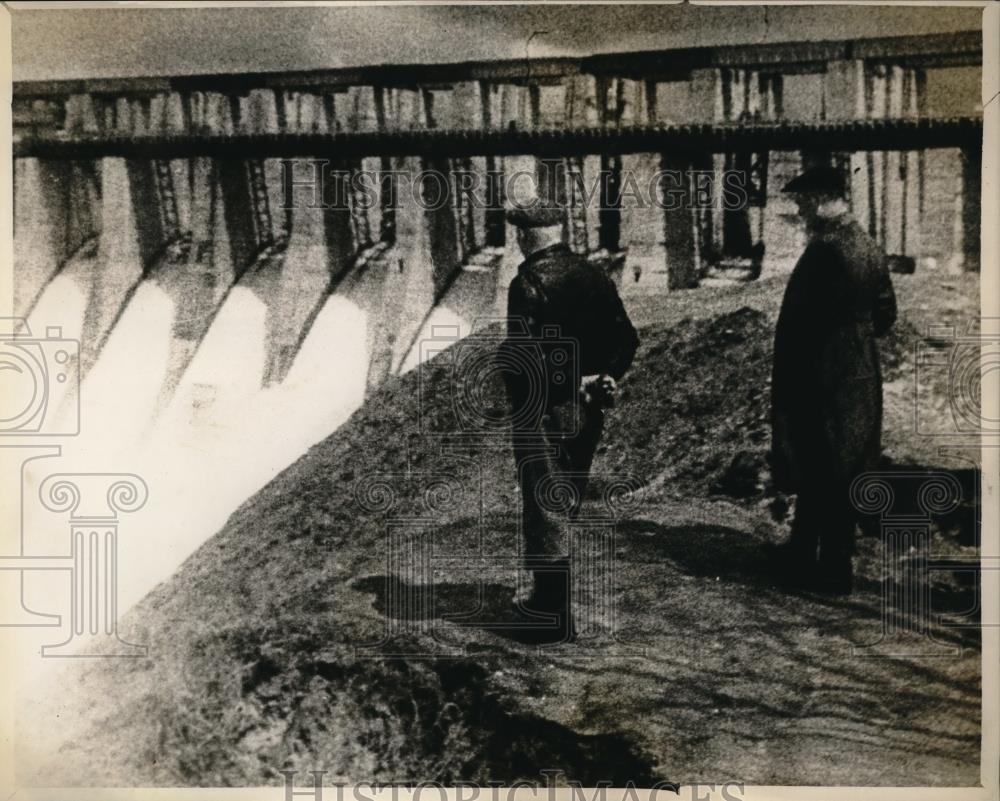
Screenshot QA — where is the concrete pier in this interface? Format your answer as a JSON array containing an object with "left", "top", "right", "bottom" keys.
[
  {"left": 14, "top": 159, "right": 74, "bottom": 317},
  {"left": 661, "top": 154, "right": 700, "bottom": 290},
  {"left": 616, "top": 78, "right": 671, "bottom": 293},
  {"left": 366, "top": 88, "right": 440, "bottom": 383},
  {"left": 79, "top": 158, "right": 166, "bottom": 371},
  {"left": 494, "top": 83, "right": 540, "bottom": 315},
  {"left": 565, "top": 75, "right": 602, "bottom": 254},
  {"left": 263, "top": 165, "right": 354, "bottom": 385},
  {"left": 827, "top": 60, "right": 927, "bottom": 262}
]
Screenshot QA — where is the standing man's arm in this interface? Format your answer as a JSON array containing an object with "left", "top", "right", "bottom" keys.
[
  {"left": 594, "top": 268, "right": 640, "bottom": 381},
  {"left": 578, "top": 267, "right": 640, "bottom": 407},
  {"left": 605, "top": 279, "right": 640, "bottom": 381},
  {"left": 506, "top": 276, "right": 541, "bottom": 338}
]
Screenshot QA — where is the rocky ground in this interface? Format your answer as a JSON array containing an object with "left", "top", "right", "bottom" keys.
[{"left": 17, "top": 267, "right": 982, "bottom": 788}]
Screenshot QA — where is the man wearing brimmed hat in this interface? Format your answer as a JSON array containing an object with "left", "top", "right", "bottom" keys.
[
  {"left": 769, "top": 164, "right": 897, "bottom": 594},
  {"left": 500, "top": 199, "right": 639, "bottom": 642}
]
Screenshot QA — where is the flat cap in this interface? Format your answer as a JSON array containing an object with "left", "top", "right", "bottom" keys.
[
  {"left": 505, "top": 201, "right": 565, "bottom": 228},
  {"left": 782, "top": 165, "right": 846, "bottom": 197}
]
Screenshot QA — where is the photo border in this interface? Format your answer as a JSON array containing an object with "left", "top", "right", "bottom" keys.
[{"left": 0, "top": 2, "right": 995, "bottom": 800}]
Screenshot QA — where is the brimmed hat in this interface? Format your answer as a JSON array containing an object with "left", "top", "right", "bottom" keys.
[
  {"left": 782, "top": 166, "right": 846, "bottom": 197},
  {"left": 505, "top": 200, "right": 565, "bottom": 229}
]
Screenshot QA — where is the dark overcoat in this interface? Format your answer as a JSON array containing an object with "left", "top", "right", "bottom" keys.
[
  {"left": 502, "top": 243, "right": 639, "bottom": 413},
  {"left": 771, "top": 216, "right": 897, "bottom": 493}
]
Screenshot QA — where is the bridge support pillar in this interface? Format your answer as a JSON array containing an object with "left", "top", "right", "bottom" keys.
[
  {"left": 376, "top": 157, "right": 437, "bottom": 379},
  {"left": 495, "top": 153, "right": 537, "bottom": 317},
  {"left": 239, "top": 89, "right": 286, "bottom": 247},
  {"left": 339, "top": 86, "right": 380, "bottom": 253},
  {"left": 149, "top": 87, "right": 260, "bottom": 406},
  {"left": 619, "top": 151, "right": 670, "bottom": 293},
  {"left": 264, "top": 165, "right": 355, "bottom": 384},
  {"left": 661, "top": 154, "right": 700, "bottom": 290},
  {"left": 494, "top": 83, "right": 539, "bottom": 315},
  {"left": 879, "top": 65, "right": 905, "bottom": 256},
  {"left": 450, "top": 81, "right": 489, "bottom": 258},
  {"left": 366, "top": 88, "right": 460, "bottom": 382},
  {"left": 828, "top": 60, "right": 925, "bottom": 263},
  {"left": 13, "top": 159, "right": 73, "bottom": 317},
  {"left": 82, "top": 158, "right": 166, "bottom": 370},
  {"left": 827, "top": 59, "right": 871, "bottom": 245},
  {"left": 64, "top": 94, "right": 100, "bottom": 133},
  {"left": 959, "top": 147, "right": 981, "bottom": 272},
  {"left": 565, "top": 75, "right": 602, "bottom": 254},
  {"left": 617, "top": 79, "right": 669, "bottom": 292},
  {"left": 687, "top": 68, "right": 720, "bottom": 277}
]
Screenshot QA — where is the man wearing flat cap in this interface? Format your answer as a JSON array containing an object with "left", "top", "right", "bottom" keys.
[
  {"left": 769, "top": 164, "right": 897, "bottom": 594},
  {"left": 500, "top": 200, "right": 639, "bottom": 641}
]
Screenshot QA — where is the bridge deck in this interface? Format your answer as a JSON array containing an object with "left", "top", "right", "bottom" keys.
[{"left": 13, "top": 117, "right": 984, "bottom": 159}]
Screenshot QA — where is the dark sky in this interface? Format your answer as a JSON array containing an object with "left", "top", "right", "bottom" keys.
[{"left": 10, "top": 3, "right": 983, "bottom": 82}]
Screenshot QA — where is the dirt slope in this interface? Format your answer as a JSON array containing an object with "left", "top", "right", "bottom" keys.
[{"left": 18, "top": 270, "right": 981, "bottom": 788}]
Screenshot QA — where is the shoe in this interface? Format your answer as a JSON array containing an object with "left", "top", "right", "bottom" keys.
[
  {"left": 506, "top": 562, "right": 576, "bottom": 644},
  {"left": 501, "top": 615, "right": 577, "bottom": 645}
]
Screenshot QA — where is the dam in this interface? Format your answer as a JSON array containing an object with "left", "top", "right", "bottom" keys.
[{"left": 7, "top": 28, "right": 984, "bottom": 615}]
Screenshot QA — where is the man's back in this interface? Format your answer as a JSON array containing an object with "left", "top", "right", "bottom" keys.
[
  {"left": 774, "top": 217, "right": 896, "bottom": 385},
  {"left": 507, "top": 243, "right": 639, "bottom": 386}
]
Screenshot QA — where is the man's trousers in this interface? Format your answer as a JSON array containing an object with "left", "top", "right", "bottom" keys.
[{"left": 511, "top": 397, "right": 605, "bottom": 569}]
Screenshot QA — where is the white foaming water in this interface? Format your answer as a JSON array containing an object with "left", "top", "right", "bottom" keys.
[
  {"left": 20, "top": 279, "right": 379, "bottom": 624},
  {"left": 77, "top": 282, "right": 176, "bottom": 452},
  {"left": 12, "top": 237, "right": 492, "bottom": 668},
  {"left": 27, "top": 270, "right": 89, "bottom": 343}
]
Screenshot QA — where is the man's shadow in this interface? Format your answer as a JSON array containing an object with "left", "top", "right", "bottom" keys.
[
  {"left": 617, "top": 519, "right": 770, "bottom": 578},
  {"left": 352, "top": 573, "right": 574, "bottom": 644},
  {"left": 615, "top": 518, "right": 889, "bottom": 603},
  {"left": 352, "top": 574, "right": 517, "bottom": 623}
]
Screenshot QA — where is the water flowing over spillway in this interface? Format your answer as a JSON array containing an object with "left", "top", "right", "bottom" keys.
[{"left": 24, "top": 252, "right": 409, "bottom": 615}]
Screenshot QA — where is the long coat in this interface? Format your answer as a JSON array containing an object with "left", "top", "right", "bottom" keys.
[
  {"left": 770, "top": 215, "right": 897, "bottom": 494},
  {"left": 502, "top": 243, "right": 640, "bottom": 413}
]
